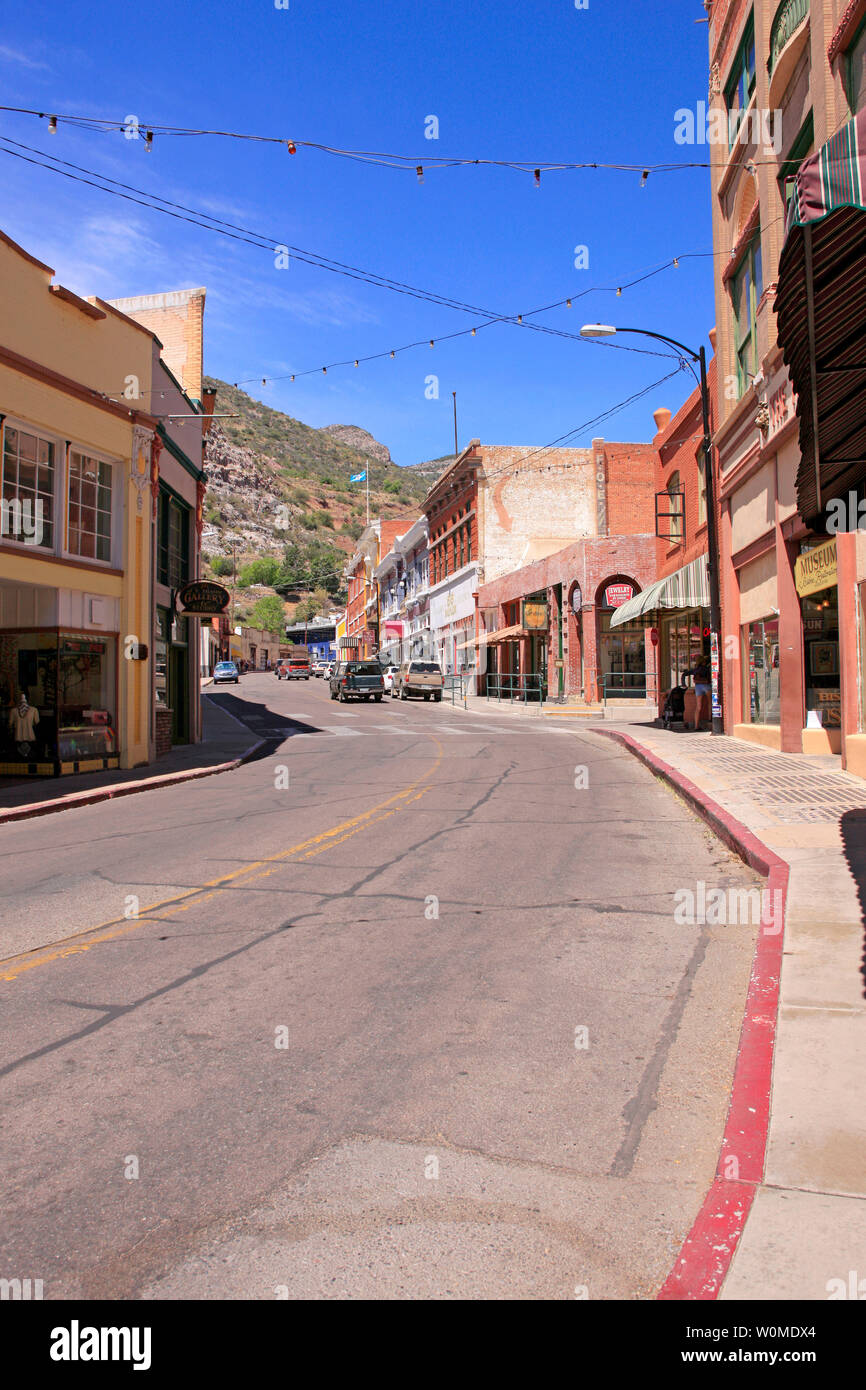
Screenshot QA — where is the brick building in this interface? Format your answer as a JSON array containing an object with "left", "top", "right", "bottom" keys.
[
  {"left": 473, "top": 437, "right": 658, "bottom": 703},
  {"left": 342, "top": 514, "right": 417, "bottom": 659},
  {"left": 609, "top": 349, "right": 719, "bottom": 726},
  {"left": 707, "top": 0, "right": 866, "bottom": 770},
  {"left": 424, "top": 444, "right": 482, "bottom": 682}
]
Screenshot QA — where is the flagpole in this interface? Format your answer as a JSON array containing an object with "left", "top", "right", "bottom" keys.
[{"left": 366, "top": 468, "right": 370, "bottom": 525}]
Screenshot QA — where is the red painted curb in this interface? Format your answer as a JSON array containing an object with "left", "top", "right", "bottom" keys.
[
  {"left": 0, "top": 739, "right": 267, "bottom": 825},
  {"left": 595, "top": 729, "right": 789, "bottom": 1301}
]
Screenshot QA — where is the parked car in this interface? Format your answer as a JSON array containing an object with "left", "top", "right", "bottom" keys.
[
  {"left": 322, "top": 661, "right": 334, "bottom": 680},
  {"left": 311, "top": 661, "right": 326, "bottom": 677},
  {"left": 394, "top": 660, "right": 444, "bottom": 701},
  {"left": 382, "top": 664, "right": 400, "bottom": 695},
  {"left": 329, "top": 661, "right": 385, "bottom": 702},
  {"left": 213, "top": 661, "right": 240, "bottom": 685},
  {"left": 286, "top": 656, "right": 311, "bottom": 680},
  {"left": 274, "top": 660, "right": 288, "bottom": 679}
]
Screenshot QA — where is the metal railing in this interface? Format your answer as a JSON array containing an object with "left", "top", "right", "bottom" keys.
[
  {"left": 768, "top": 0, "right": 809, "bottom": 75},
  {"left": 601, "top": 672, "right": 658, "bottom": 710},
  {"left": 484, "top": 673, "right": 546, "bottom": 704},
  {"left": 443, "top": 673, "right": 467, "bottom": 706}
]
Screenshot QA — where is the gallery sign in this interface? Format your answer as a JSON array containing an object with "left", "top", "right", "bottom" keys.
[{"left": 176, "top": 581, "right": 230, "bottom": 615}]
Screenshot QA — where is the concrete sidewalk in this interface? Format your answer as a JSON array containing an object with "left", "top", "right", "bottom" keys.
[
  {"left": 0, "top": 694, "right": 262, "bottom": 821},
  {"left": 589, "top": 719, "right": 866, "bottom": 1301}
]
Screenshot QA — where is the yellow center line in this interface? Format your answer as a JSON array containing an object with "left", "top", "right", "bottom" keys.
[{"left": 1, "top": 739, "right": 444, "bottom": 983}]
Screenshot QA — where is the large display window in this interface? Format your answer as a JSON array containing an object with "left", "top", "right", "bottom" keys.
[
  {"left": 743, "top": 617, "right": 781, "bottom": 725},
  {"left": 802, "top": 587, "right": 840, "bottom": 731},
  {"left": 0, "top": 630, "right": 118, "bottom": 772}
]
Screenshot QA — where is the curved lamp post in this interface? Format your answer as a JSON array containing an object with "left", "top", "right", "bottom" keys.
[{"left": 580, "top": 324, "right": 723, "bottom": 735}]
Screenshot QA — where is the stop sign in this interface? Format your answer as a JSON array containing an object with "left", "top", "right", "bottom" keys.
[{"left": 650, "top": 628, "right": 659, "bottom": 647}]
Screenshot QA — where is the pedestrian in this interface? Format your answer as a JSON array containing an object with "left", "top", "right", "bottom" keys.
[{"left": 688, "top": 656, "right": 711, "bottom": 730}]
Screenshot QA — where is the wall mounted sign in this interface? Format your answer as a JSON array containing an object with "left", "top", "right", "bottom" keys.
[
  {"left": 603, "top": 582, "right": 635, "bottom": 609},
  {"left": 522, "top": 598, "right": 549, "bottom": 632},
  {"left": 571, "top": 583, "right": 583, "bottom": 615},
  {"left": 176, "top": 581, "right": 230, "bottom": 615},
  {"left": 795, "top": 538, "right": 837, "bottom": 598}
]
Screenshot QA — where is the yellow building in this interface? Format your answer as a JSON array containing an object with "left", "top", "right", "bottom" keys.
[{"left": 0, "top": 229, "right": 157, "bottom": 774}]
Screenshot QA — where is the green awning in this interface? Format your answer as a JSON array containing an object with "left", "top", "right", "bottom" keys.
[{"left": 609, "top": 556, "right": 709, "bottom": 628}]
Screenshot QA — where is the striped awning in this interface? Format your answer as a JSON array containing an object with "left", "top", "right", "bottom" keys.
[
  {"left": 776, "top": 105, "right": 866, "bottom": 524},
  {"left": 609, "top": 556, "right": 709, "bottom": 628}
]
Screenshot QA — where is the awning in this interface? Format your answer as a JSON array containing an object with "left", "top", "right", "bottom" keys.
[
  {"left": 776, "top": 105, "right": 866, "bottom": 525},
  {"left": 609, "top": 556, "right": 709, "bottom": 628},
  {"left": 479, "top": 624, "right": 528, "bottom": 645}
]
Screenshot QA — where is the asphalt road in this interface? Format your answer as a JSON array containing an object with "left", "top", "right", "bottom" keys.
[{"left": 0, "top": 673, "right": 761, "bottom": 1299}]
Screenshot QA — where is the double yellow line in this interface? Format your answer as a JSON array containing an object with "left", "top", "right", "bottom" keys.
[{"left": 1, "top": 739, "right": 444, "bottom": 983}]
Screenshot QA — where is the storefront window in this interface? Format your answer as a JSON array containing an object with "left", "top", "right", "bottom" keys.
[
  {"left": 599, "top": 611, "right": 645, "bottom": 695},
  {"left": 661, "top": 611, "right": 707, "bottom": 693},
  {"left": 743, "top": 617, "right": 780, "bottom": 725},
  {"left": 802, "top": 587, "right": 840, "bottom": 731},
  {"left": 0, "top": 630, "right": 117, "bottom": 769}
]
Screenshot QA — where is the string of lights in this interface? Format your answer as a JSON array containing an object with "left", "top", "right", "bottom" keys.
[
  {"left": 0, "top": 135, "right": 696, "bottom": 364},
  {"left": 0, "top": 104, "right": 720, "bottom": 182}
]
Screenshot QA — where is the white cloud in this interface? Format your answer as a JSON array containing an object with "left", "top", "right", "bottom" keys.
[{"left": 0, "top": 44, "right": 51, "bottom": 71}]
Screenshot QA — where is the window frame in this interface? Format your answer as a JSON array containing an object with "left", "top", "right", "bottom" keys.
[
  {"left": 846, "top": 15, "right": 866, "bottom": 113},
  {"left": 64, "top": 447, "right": 117, "bottom": 567},
  {"left": 730, "top": 233, "right": 763, "bottom": 397},
  {"left": 724, "top": 12, "right": 757, "bottom": 149},
  {"left": 778, "top": 112, "right": 814, "bottom": 215},
  {"left": 0, "top": 416, "right": 60, "bottom": 554}
]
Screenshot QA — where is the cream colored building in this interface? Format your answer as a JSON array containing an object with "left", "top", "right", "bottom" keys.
[{"left": 0, "top": 229, "right": 157, "bottom": 774}]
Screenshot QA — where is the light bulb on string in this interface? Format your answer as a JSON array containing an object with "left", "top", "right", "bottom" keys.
[
  {"left": 534, "top": 168, "right": 541, "bottom": 188},
  {"left": 416, "top": 165, "right": 424, "bottom": 184},
  {"left": 48, "top": 115, "right": 57, "bottom": 134},
  {"left": 287, "top": 141, "right": 296, "bottom": 154},
  {"left": 144, "top": 131, "right": 153, "bottom": 152}
]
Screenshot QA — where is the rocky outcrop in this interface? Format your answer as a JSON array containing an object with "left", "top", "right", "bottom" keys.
[
  {"left": 319, "top": 424, "right": 392, "bottom": 466},
  {"left": 203, "top": 421, "right": 292, "bottom": 557}
]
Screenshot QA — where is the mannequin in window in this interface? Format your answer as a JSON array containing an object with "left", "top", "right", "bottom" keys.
[{"left": 10, "top": 691, "right": 39, "bottom": 756}]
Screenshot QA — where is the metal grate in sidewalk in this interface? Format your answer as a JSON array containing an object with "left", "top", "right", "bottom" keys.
[{"left": 640, "top": 735, "right": 866, "bottom": 824}]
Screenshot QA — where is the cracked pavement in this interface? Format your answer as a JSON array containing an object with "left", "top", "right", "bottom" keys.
[{"left": 0, "top": 673, "right": 762, "bottom": 1299}]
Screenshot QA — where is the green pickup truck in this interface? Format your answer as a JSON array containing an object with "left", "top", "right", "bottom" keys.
[{"left": 329, "top": 660, "right": 386, "bottom": 702}]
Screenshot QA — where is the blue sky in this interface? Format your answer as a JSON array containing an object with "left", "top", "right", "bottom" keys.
[{"left": 1, "top": 0, "right": 716, "bottom": 465}]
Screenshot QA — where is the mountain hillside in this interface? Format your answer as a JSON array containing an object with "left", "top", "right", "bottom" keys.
[{"left": 201, "top": 378, "right": 432, "bottom": 565}]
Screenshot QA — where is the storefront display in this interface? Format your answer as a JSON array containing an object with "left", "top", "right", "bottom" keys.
[
  {"left": 0, "top": 630, "right": 118, "bottom": 774},
  {"left": 801, "top": 588, "right": 840, "bottom": 730},
  {"left": 744, "top": 617, "right": 781, "bottom": 726}
]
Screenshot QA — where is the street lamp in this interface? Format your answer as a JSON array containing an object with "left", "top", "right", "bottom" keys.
[{"left": 580, "top": 323, "right": 723, "bottom": 735}]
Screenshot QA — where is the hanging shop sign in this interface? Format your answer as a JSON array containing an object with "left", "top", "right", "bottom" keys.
[
  {"left": 176, "top": 581, "right": 230, "bottom": 615},
  {"left": 522, "top": 598, "right": 549, "bottom": 631},
  {"left": 603, "top": 582, "right": 635, "bottom": 609},
  {"left": 795, "top": 539, "right": 837, "bottom": 598}
]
